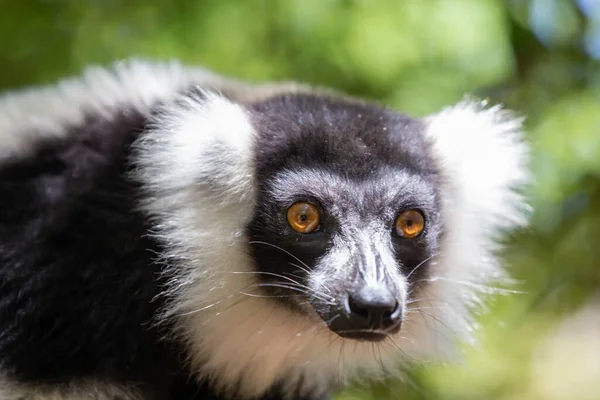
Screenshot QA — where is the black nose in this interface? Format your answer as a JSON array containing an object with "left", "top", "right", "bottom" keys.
[
  {"left": 346, "top": 286, "right": 401, "bottom": 331},
  {"left": 327, "top": 285, "right": 402, "bottom": 341}
]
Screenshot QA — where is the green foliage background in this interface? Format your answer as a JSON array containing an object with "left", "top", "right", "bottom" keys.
[{"left": 2, "top": 1, "right": 599, "bottom": 399}]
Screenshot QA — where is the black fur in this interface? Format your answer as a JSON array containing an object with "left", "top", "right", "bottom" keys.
[
  {"left": 0, "top": 108, "right": 184, "bottom": 398},
  {"left": 248, "top": 94, "right": 438, "bottom": 180}
]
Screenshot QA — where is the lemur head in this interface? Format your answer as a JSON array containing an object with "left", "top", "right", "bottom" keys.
[
  {"left": 135, "top": 85, "right": 529, "bottom": 398},
  {"left": 247, "top": 95, "right": 442, "bottom": 341}
]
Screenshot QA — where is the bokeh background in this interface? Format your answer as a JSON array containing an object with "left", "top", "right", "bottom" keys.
[{"left": 2, "top": 0, "right": 599, "bottom": 399}]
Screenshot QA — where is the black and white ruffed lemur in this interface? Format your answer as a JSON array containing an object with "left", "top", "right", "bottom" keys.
[{"left": 0, "top": 60, "right": 529, "bottom": 400}]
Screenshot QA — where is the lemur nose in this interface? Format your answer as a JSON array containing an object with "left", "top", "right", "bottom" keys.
[{"left": 346, "top": 286, "right": 401, "bottom": 332}]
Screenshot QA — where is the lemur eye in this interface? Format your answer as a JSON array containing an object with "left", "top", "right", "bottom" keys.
[
  {"left": 287, "top": 202, "right": 320, "bottom": 233},
  {"left": 395, "top": 210, "right": 425, "bottom": 239}
]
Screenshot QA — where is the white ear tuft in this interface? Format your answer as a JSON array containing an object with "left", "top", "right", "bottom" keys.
[
  {"left": 425, "top": 99, "right": 531, "bottom": 238},
  {"left": 416, "top": 99, "right": 531, "bottom": 356},
  {"left": 134, "top": 89, "right": 256, "bottom": 214}
]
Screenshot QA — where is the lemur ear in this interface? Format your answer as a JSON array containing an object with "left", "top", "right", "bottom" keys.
[
  {"left": 423, "top": 100, "right": 531, "bottom": 235},
  {"left": 133, "top": 89, "right": 257, "bottom": 212},
  {"left": 413, "top": 100, "right": 532, "bottom": 354}
]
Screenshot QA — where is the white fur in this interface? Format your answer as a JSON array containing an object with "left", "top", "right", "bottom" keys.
[
  {"left": 420, "top": 100, "right": 531, "bottom": 354},
  {"left": 0, "top": 59, "right": 310, "bottom": 160},
  {"left": 0, "top": 60, "right": 196, "bottom": 158}
]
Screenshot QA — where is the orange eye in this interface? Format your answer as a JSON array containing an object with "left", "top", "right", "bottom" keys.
[
  {"left": 287, "top": 202, "right": 320, "bottom": 234},
  {"left": 395, "top": 210, "right": 425, "bottom": 239}
]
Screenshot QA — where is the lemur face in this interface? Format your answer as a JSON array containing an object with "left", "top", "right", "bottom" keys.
[{"left": 247, "top": 94, "right": 443, "bottom": 341}]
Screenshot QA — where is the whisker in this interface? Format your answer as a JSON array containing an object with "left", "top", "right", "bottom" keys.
[
  {"left": 417, "top": 276, "right": 528, "bottom": 294},
  {"left": 253, "top": 281, "right": 327, "bottom": 296},
  {"left": 237, "top": 291, "right": 304, "bottom": 299},
  {"left": 289, "top": 262, "right": 334, "bottom": 294},
  {"left": 230, "top": 270, "right": 305, "bottom": 287},
  {"left": 177, "top": 284, "right": 260, "bottom": 318},
  {"left": 249, "top": 241, "right": 312, "bottom": 271},
  {"left": 405, "top": 297, "right": 451, "bottom": 305},
  {"left": 246, "top": 241, "right": 338, "bottom": 300},
  {"left": 178, "top": 300, "right": 223, "bottom": 316},
  {"left": 233, "top": 271, "right": 333, "bottom": 299},
  {"left": 411, "top": 309, "right": 457, "bottom": 335},
  {"left": 338, "top": 336, "right": 346, "bottom": 378},
  {"left": 288, "top": 262, "right": 312, "bottom": 276},
  {"left": 406, "top": 306, "right": 451, "bottom": 312},
  {"left": 385, "top": 336, "right": 427, "bottom": 363},
  {"left": 406, "top": 253, "right": 439, "bottom": 280},
  {"left": 254, "top": 283, "right": 335, "bottom": 304},
  {"left": 231, "top": 270, "right": 334, "bottom": 301},
  {"left": 200, "top": 290, "right": 264, "bottom": 324},
  {"left": 376, "top": 342, "right": 386, "bottom": 373},
  {"left": 410, "top": 288, "right": 458, "bottom": 346}
]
